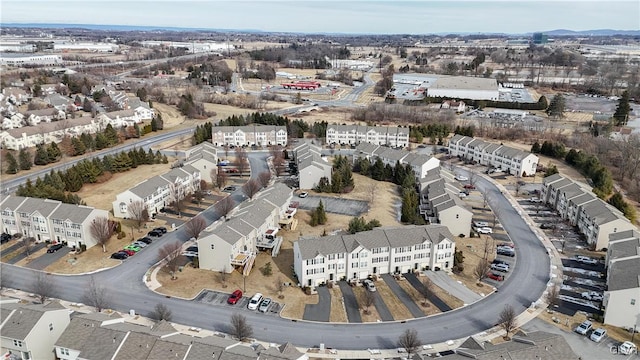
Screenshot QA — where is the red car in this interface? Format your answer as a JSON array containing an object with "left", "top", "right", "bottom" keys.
[
  {"left": 487, "top": 272, "right": 504, "bottom": 281},
  {"left": 227, "top": 289, "right": 243, "bottom": 305},
  {"left": 121, "top": 249, "right": 136, "bottom": 256},
  {"left": 463, "top": 184, "right": 476, "bottom": 189}
]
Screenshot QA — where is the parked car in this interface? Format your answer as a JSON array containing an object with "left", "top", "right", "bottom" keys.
[
  {"left": 110, "top": 252, "right": 129, "bottom": 260},
  {"left": 47, "top": 243, "right": 65, "bottom": 253},
  {"left": 154, "top": 227, "right": 168, "bottom": 234},
  {"left": 529, "top": 197, "right": 543, "bottom": 203},
  {"left": 497, "top": 248, "right": 515, "bottom": 257},
  {"left": 458, "top": 191, "right": 469, "bottom": 198},
  {"left": 486, "top": 272, "right": 504, "bottom": 281},
  {"left": 247, "top": 293, "right": 264, "bottom": 310},
  {"left": 298, "top": 192, "right": 308, "bottom": 198},
  {"left": 540, "top": 223, "right": 555, "bottom": 229},
  {"left": 590, "top": 328, "right": 607, "bottom": 342},
  {"left": 121, "top": 249, "right": 136, "bottom": 256},
  {"left": 363, "top": 279, "right": 377, "bottom": 292},
  {"left": 137, "top": 237, "right": 153, "bottom": 244},
  {"left": 223, "top": 186, "right": 237, "bottom": 192},
  {"left": 227, "top": 289, "right": 243, "bottom": 305},
  {"left": 132, "top": 241, "right": 147, "bottom": 248},
  {"left": 491, "top": 263, "right": 509, "bottom": 272},
  {"left": 463, "top": 184, "right": 476, "bottom": 190},
  {"left": 619, "top": 341, "right": 638, "bottom": 355},
  {"left": 124, "top": 244, "right": 141, "bottom": 252},
  {"left": 576, "top": 256, "right": 599, "bottom": 265},
  {"left": 492, "top": 258, "right": 509, "bottom": 266},
  {"left": 181, "top": 251, "right": 198, "bottom": 258},
  {"left": 0, "top": 233, "right": 11, "bottom": 244},
  {"left": 476, "top": 227, "right": 493, "bottom": 234},
  {"left": 497, "top": 242, "right": 514, "bottom": 248},
  {"left": 473, "top": 221, "right": 489, "bottom": 228},
  {"left": 454, "top": 175, "right": 469, "bottom": 181},
  {"left": 581, "top": 291, "right": 603, "bottom": 301},
  {"left": 486, "top": 168, "right": 497, "bottom": 174},
  {"left": 186, "top": 246, "right": 199, "bottom": 253},
  {"left": 258, "top": 298, "right": 272, "bottom": 313},
  {"left": 148, "top": 230, "right": 162, "bottom": 237},
  {"left": 575, "top": 320, "right": 592, "bottom": 335}
]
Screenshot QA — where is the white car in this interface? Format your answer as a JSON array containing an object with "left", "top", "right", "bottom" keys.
[
  {"left": 575, "top": 320, "right": 592, "bottom": 335},
  {"left": 491, "top": 263, "right": 509, "bottom": 272},
  {"left": 590, "top": 328, "right": 606, "bottom": 342},
  {"left": 298, "top": 192, "right": 308, "bottom": 198},
  {"left": 458, "top": 192, "right": 468, "bottom": 198},
  {"left": 474, "top": 221, "right": 489, "bottom": 228},
  {"left": 576, "top": 256, "right": 598, "bottom": 265},
  {"left": 362, "top": 279, "right": 376, "bottom": 292},
  {"left": 581, "top": 291, "right": 603, "bottom": 302},
  {"left": 619, "top": 341, "right": 637, "bottom": 355},
  {"left": 476, "top": 227, "right": 493, "bottom": 234},
  {"left": 454, "top": 175, "right": 469, "bottom": 181},
  {"left": 247, "top": 293, "right": 263, "bottom": 310}
]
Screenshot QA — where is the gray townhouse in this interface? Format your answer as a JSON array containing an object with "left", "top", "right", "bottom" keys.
[
  {"left": 354, "top": 142, "right": 440, "bottom": 181},
  {"left": 293, "top": 142, "right": 333, "bottom": 190},
  {"left": 211, "top": 124, "right": 287, "bottom": 147},
  {"left": 293, "top": 225, "right": 456, "bottom": 288},
  {"left": 325, "top": 124, "right": 410, "bottom": 148},
  {"left": 541, "top": 174, "right": 636, "bottom": 250},
  {"left": 603, "top": 230, "right": 640, "bottom": 330},
  {"left": 419, "top": 168, "right": 473, "bottom": 237}
]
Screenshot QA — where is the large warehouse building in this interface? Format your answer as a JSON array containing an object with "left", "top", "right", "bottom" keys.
[{"left": 389, "top": 74, "right": 499, "bottom": 101}]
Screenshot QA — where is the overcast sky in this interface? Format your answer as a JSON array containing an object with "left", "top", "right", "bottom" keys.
[{"left": 2, "top": 1, "right": 638, "bottom": 35}]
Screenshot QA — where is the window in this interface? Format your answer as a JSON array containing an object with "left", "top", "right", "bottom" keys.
[
  {"left": 210, "top": 244, "right": 215, "bottom": 250},
  {"left": 632, "top": 299, "right": 636, "bottom": 306},
  {"left": 13, "top": 339, "right": 22, "bottom": 347},
  {"left": 49, "top": 323, "right": 54, "bottom": 331},
  {"left": 60, "top": 348, "right": 70, "bottom": 356}
]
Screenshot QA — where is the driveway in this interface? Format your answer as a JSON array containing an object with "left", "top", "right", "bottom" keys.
[
  {"left": 296, "top": 196, "right": 369, "bottom": 216},
  {"left": 424, "top": 271, "right": 483, "bottom": 304},
  {"left": 372, "top": 292, "right": 394, "bottom": 321},
  {"left": 404, "top": 273, "right": 451, "bottom": 312},
  {"left": 303, "top": 286, "right": 331, "bottom": 322},
  {"left": 381, "top": 274, "right": 424, "bottom": 318},
  {"left": 337, "top": 281, "right": 362, "bottom": 323},
  {"left": 25, "top": 246, "right": 71, "bottom": 270},
  {"left": 6, "top": 243, "right": 47, "bottom": 264}
]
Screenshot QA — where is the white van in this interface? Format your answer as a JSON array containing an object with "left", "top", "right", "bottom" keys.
[{"left": 247, "top": 293, "right": 263, "bottom": 310}]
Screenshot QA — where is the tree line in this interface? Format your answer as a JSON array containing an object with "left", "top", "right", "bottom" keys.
[{"left": 314, "top": 155, "right": 354, "bottom": 194}]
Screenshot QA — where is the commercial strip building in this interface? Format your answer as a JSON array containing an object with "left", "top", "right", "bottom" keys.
[
  {"left": 541, "top": 174, "right": 636, "bottom": 250},
  {"left": 325, "top": 124, "right": 409, "bottom": 148},
  {"left": 0, "top": 195, "right": 109, "bottom": 250},
  {"left": 293, "top": 225, "right": 456, "bottom": 287},
  {"left": 604, "top": 230, "right": 640, "bottom": 331},
  {"left": 198, "top": 183, "right": 294, "bottom": 273},
  {"left": 447, "top": 135, "right": 539, "bottom": 177},
  {"left": 292, "top": 142, "right": 332, "bottom": 190},
  {"left": 211, "top": 124, "right": 287, "bottom": 147}
]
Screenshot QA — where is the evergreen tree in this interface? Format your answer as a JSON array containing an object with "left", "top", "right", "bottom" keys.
[
  {"left": 613, "top": 90, "right": 631, "bottom": 126},
  {"left": 83, "top": 97, "right": 93, "bottom": 112},
  {"left": 151, "top": 117, "right": 158, "bottom": 132},
  {"left": 5, "top": 152, "right": 19, "bottom": 174},
  {"left": 104, "top": 124, "right": 119, "bottom": 146},
  {"left": 95, "top": 133, "right": 109, "bottom": 150},
  {"left": 47, "top": 142, "right": 62, "bottom": 162},
  {"left": 531, "top": 141, "right": 541, "bottom": 153},
  {"left": 401, "top": 188, "right": 418, "bottom": 223},
  {"left": 63, "top": 167, "right": 83, "bottom": 192},
  {"left": 133, "top": 123, "right": 141, "bottom": 138},
  {"left": 80, "top": 133, "right": 95, "bottom": 151},
  {"left": 18, "top": 148, "right": 32, "bottom": 170},
  {"left": 546, "top": 94, "right": 565, "bottom": 118},
  {"left": 315, "top": 200, "right": 327, "bottom": 225},
  {"left": 71, "top": 137, "right": 86, "bottom": 155},
  {"left": 34, "top": 144, "right": 50, "bottom": 165}
]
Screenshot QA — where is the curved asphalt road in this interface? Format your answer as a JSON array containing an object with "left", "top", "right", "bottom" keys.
[{"left": 1, "top": 156, "right": 551, "bottom": 349}]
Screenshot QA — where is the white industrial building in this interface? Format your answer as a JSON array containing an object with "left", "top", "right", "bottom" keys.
[
  {"left": 53, "top": 43, "right": 119, "bottom": 52},
  {"left": 0, "top": 53, "right": 62, "bottom": 67},
  {"left": 389, "top": 74, "right": 499, "bottom": 101},
  {"left": 139, "top": 41, "right": 228, "bottom": 53}
]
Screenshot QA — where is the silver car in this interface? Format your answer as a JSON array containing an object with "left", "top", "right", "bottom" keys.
[{"left": 258, "top": 298, "right": 272, "bottom": 313}]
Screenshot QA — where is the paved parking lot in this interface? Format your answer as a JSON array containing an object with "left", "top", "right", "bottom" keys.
[
  {"left": 195, "top": 290, "right": 282, "bottom": 315},
  {"left": 296, "top": 195, "right": 369, "bottom": 216}
]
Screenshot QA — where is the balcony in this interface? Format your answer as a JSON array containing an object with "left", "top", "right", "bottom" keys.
[{"left": 231, "top": 251, "right": 254, "bottom": 266}]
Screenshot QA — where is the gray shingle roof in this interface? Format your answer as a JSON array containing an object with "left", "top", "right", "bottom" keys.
[
  {"left": 130, "top": 176, "right": 171, "bottom": 199},
  {"left": 608, "top": 233, "right": 640, "bottom": 261},
  {"left": 16, "top": 197, "right": 61, "bottom": 217},
  {"left": 608, "top": 257, "right": 640, "bottom": 291},
  {"left": 50, "top": 203, "right": 96, "bottom": 223},
  {"left": 0, "top": 302, "right": 62, "bottom": 340},
  {"left": 56, "top": 315, "right": 116, "bottom": 355},
  {"left": 79, "top": 326, "right": 129, "bottom": 360},
  {"left": 112, "top": 331, "right": 157, "bottom": 360},
  {"left": 260, "top": 343, "right": 304, "bottom": 360},
  {"left": 454, "top": 331, "right": 579, "bottom": 360},
  {"left": 0, "top": 195, "right": 27, "bottom": 211},
  {"left": 543, "top": 173, "right": 564, "bottom": 185},
  {"left": 144, "top": 336, "right": 191, "bottom": 360}
]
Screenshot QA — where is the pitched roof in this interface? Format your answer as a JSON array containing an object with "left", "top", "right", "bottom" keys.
[
  {"left": 608, "top": 257, "right": 640, "bottom": 292},
  {"left": 0, "top": 195, "right": 28, "bottom": 210},
  {"left": 453, "top": 331, "right": 579, "bottom": 360},
  {"left": 0, "top": 302, "right": 65, "bottom": 340},
  {"left": 260, "top": 343, "right": 304, "bottom": 360},
  {"left": 608, "top": 233, "right": 640, "bottom": 261},
  {"left": 129, "top": 176, "right": 171, "bottom": 199},
  {"left": 50, "top": 203, "right": 98, "bottom": 223},
  {"left": 15, "top": 197, "right": 61, "bottom": 217}
]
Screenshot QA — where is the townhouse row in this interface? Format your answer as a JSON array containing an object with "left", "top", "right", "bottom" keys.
[
  {"left": 448, "top": 134, "right": 539, "bottom": 177},
  {"left": 0, "top": 299, "right": 306, "bottom": 360},
  {"left": 211, "top": 124, "right": 287, "bottom": 147},
  {"left": 198, "top": 183, "right": 295, "bottom": 273},
  {"left": 419, "top": 167, "right": 473, "bottom": 238},
  {"left": 604, "top": 230, "right": 640, "bottom": 330},
  {"left": 353, "top": 142, "right": 441, "bottom": 181},
  {"left": 0, "top": 195, "right": 109, "bottom": 250},
  {"left": 325, "top": 124, "right": 410, "bottom": 148},
  {"left": 541, "top": 174, "right": 636, "bottom": 250},
  {"left": 293, "top": 225, "right": 456, "bottom": 288},
  {"left": 292, "top": 142, "right": 332, "bottom": 189}
]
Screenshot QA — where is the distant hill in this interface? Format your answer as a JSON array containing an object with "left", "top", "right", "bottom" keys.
[{"left": 542, "top": 29, "right": 640, "bottom": 36}]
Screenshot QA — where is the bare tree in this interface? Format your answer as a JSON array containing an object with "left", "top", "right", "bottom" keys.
[
  {"left": 420, "top": 277, "right": 433, "bottom": 306},
  {"left": 272, "top": 156, "right": 285, "bottom": 177},
  {"left": 219, "top": 266, "right": 229, "bottom": 288},
  {"left": 33, "top": 272, "right": 56, "bottom": 304},
  {"left": 90, "top": 216, "right": 114, "bottom": 253},
  {"left": 215, "top": 196, "right": 236, "bottom": 220},
  {"left": 149, "top": 303, "right": 173, "bottom": 322},
  {"left": 257, "top": 171, "right": 271, "bottom": 187},
  {"left": 362, "top": 289, "right": 375, "bottom": 315},
  {"left": 365, "top": 183, "right": 378, "bottom": 204},
  {"left": 499, "top": 304, "right": 517, "bottom": 339},
  {"left": 397, "top": 328, "right": 422, "bottom": 358},
  {"left": 230, "top": 313, "right": 253, "bottom": 341},
  {"left": 275, "top": 276, "right": 285, "bottom": 299},
  {"left": 21, "top": 236, "right": 34, "bottom": 259},
  {"left": 242, "top": 179, "right": 262, "bottom": 200},
  {"left": 514, "top": 174, "right": 523, "bottom": 196},
  {"left": 127, "top": 200, "right": 148, "bottom": 231},
  {"left": 159, "top": 241, "right": 184, "bottom": 280},
  {"left": 83, "top": 276, "right": 110, "bottom": 312},
  {"left": 235, "top": 147, "right": 248, "bottom": 176},
  {"left": 223, "top": 144, "right": 230, "bottom": 159},
  {"left": 474, "top": 259, "right": 492, "bottom": 284},
  {"left": 546, "top": 284, "right": 561, "bottom": 307},
  {"left": 168, "top": 182, "right": 185, "bottom": 216},
  {"left": 185, "top": 215, "right": 207, "bottom": 240},
  {"left": 215, "top": 167, "right": 229, "bottom": 189}
]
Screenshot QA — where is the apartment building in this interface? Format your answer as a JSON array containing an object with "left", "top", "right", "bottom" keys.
[
  {"left": 325, "top": 124, "right": 410, "bottom": 148},
  {"left": 211, "top": 124, "right": 287, "bottom": 147},
  {"left": 181, "top": 141, "right": 218, "bottom": 183},
  {"left": 112, "top": 165, "right": 202, "bottom": 219},
  {"left": 419, "top": 168, "right": 473, "bottom": 237},
  {"left": 0, "top": 115, "right": 103, "bottom": 150},
  {"left": 541, "top": 174, "right": 636, "bottom": 250},
  {"left": 0, "top": 300, "right": 71, "bottom": 360},
  {"left": 98, "top": 109, "right": 144, "bottom": 128},
  {"left": 354, "top": 142, "right": 440, "bottom": 180},
  {"left": 293, "top": 225, "right": 456, "bottom": 287},
  {"left": 293, "top": 142, "right": 332, "bottom": 189},
  {"left": 448, "top": 134, "right": 539, "bottom": 177},
  {"left": 0, "top": 195, "right": 109, "bottom": 250},
  {"left": 198, "top": 183, "right": 294, "bottom": 273},
  {"left": 603, "top": 230, "right": 640, "bottom": 330}
]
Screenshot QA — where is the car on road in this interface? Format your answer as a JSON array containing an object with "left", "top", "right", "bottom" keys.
[
  {"left": 47, "top": 243, "right": 65, "bottom": 253},
  {"left": 223, "top": 186, "right": 237, "bottom": 192},
  {"left": 247, "top": 293, "right": 264, "bottom": 310},
  {"left": 124, "top": 244, "right": 141, "bottom": 252},
  {"left": 581, "top": 291, "right": 603, "bottom": 301},
  {"left": 575, "top": 320, "right": 592, "bottom": 335},
  {"left": 298, "top": 192, "right": 308, "bottom": 198},
  {"left": 491, "top": 263, "right": 509, "bottom": 272},
  {"left": 454, "top": 175, "right": 469, "bottom": 181},
  {"left": 148, "top": 230, "right": 163, "bottom": 237},
  {"left": 463, "top": 184, "right": 476, "bottom": 190},
  {"left": 227, "top": 290, "right": 243, "bottom": 305},
  {"left": 473, "top": 221, "right": 489, "bottom": 228},
  {"left": 590, "top": 328, "right": 606, "bottom": 342},
  {"left": 476, "top": 227, "right": 493, "bottom": 234},
  {"left": 121, "top": 249, "right": 136, "bottom": 256},
  {"left": 576, "top": 256, "right": 599, "bottom": 265},
  {"left": 363, "top": 279, "right": 377, "bottom": 292},
  {"left": 258, "top": 298, "right": 272, "bottom": 313},
  {"left": 486, "top": 272, "right": 504, "bottom": 281},
  {"left": 110, "top": 251, "right": 129, "bottom": 260},
  {"left": 154, "top": 227, "right": 168, "bottom": 234}
]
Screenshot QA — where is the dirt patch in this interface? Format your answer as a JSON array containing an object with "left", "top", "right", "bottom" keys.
[
  {"left": 153, "top": 102, "right": 188, "bottom": 128},
  {"left": 375, "top": 280, "right": 413, "bottom": 320}
]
